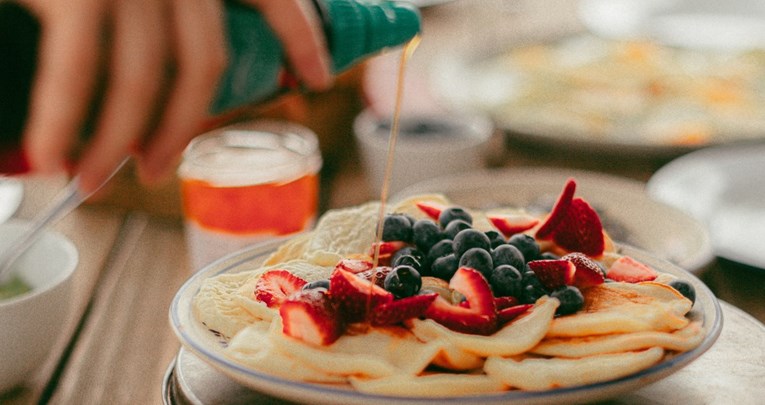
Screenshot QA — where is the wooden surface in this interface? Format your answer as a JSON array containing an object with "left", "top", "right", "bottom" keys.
[{"left": 2, "top": 1, "right": 764, "bottom": 404}]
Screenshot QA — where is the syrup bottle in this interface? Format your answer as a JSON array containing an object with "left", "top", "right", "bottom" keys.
[{"left": 0, "top": 0, "right": 421, "bottom": 173}]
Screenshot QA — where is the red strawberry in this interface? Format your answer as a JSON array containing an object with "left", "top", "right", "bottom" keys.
[
  {"left": 425, "top": 296, "right": 497, "bottom": 335},
  {"left": 562, "top": 252, "right": 605, "bottom": 288},
  {"left": 424, "top": 267, "right": 498, "bottom": 335},
  {"left": 450, "top": 267, "right": 496, "bottom": 315},
  {"left": 357, "top": 266, "right": 393, "bottom": 289},
  {"left": 527, "top": 259, "right": 576, "bottom": 290},
  {"left": 254, "top": 269, "right": 308, "bottom": 308},
  {"left": 497, "top": 304, "right": 534, "bottom": 325},
  {"left": 536, "top": 178, "right": 577, "bottom": 239},
  {"left": 280, "top": 289, "right": 343, "bottom": 346},
  {"left": 551, "top": 198, "right": 606, "bottom": 257},
  {"left": 329, "top": 269, "right": 393, "bottom": 323},
  {"left": 334, "top": 258, "right": 374, "bottom": 274},
  {"left": 607, "top": 256, "right": 658, "bottom": 283},
  {"left": 494, "top": 295, "right": 519, "bottom": 311},
  {"left": 370, "top": 293, "right": 438, "bottom": 326},
  {"left": 415, "top": 201, "right": 446, "bottom": 221},
  {"left": 368, "top": 241, "right": 407, "bottom": 266},
  {"left": 488, "top": 213, "right": 540, "bottom": 237}
]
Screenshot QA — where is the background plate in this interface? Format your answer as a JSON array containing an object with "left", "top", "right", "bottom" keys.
[
  {"left": 430, "top": 32, "right": 765, "bottom": 160},
  {"left": 647, "top": 143, "right": 765, "bottom": 269},
  {"left": 393, "top": 167, "right": 714, "bottom": 273},
  {"left": 170, "top": 238, "right": 721, "bottom": 405}
]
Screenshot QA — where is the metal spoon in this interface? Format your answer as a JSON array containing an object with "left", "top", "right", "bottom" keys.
[{"left": 0, "top": 158, "right": 129, "bottom": 283}]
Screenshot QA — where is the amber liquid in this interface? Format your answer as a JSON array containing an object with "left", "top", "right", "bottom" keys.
[
  {"left": 181, "top": 174, "right": 318, "bottom": 235},
  {"left": 365, "top": 37, "right": 421, "bottom": 319},
  {"left": 371, "top": 35, "right": 421, "bottom": 266}
]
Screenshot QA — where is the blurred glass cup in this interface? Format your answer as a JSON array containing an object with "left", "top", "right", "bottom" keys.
[
  {"left": 178, "top": 120, "right": 322, "bottom": 271},
  {"left": 354, "top": 108, "right": 494, "bottom": 197}
]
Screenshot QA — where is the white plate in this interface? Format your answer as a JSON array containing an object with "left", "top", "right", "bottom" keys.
[
  {"left": 647, "top": 143, "right": 765, "bottom": 269},
  {"left": 170, "top": 234, "right": 721, "bottom": 404},
  {"left": 578, "top": 0, "right": 765, "bottom": 51},
  {"left": 430, "top": 33, "right": 765, "bottom": 160},
  {"left": 393, "top": 167, "right": 714, "bottom": 273}
]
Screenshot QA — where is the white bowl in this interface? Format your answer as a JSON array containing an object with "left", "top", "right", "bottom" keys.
[
  {"left": 0, "top": 219, "right": 78, "bottom": 393},
  {"left": 354, "top": 108, "right": 494, "bottom": 196}
]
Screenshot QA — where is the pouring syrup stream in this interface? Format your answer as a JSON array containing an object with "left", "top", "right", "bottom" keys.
[{"left": 366, "top": 36, "right": 421, "bottom": 317}]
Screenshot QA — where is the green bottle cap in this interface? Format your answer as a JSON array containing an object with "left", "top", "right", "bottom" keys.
[{"left": 324, "top": 0, "right": 421, "bottom": 72}]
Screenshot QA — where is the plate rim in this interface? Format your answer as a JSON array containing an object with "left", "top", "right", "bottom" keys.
[
  {"left": 170, "top": 240, "right": 722, "bottom": 405},
  {"left": 647, "top": 142, "right": 765, "bottom": 269}
]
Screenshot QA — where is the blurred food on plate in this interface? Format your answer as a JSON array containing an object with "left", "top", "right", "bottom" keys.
[{"left": 439, "top": 34, "right": 765, "bottom": 149}]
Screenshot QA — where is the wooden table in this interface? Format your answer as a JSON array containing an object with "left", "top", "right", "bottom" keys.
[{"left": 3, "top": 1, "right": 764, "bottom": 404}]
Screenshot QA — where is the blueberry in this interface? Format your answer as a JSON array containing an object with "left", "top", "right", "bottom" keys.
[
  {"left": 459, "top": 247, "right": 494, "bottom": 279},
  {"left": 384, "top": 265, "right": 422, "bottom": 298},
  {"left": 669, "top": 279, "right": 696, "bottom": 305},
  {"left": 302, "top": 279, "right": 330, "bottom": 291},
  {"left": 489, "top": 264, "right": 522, "bottom": 297},
  {"left": 491, "top": 244, "right": 525, "bottom": 270},
  {"left": 392, "top": 247, "right": 424, "bottom": 269},
  {"left": 426, "top": 239, "right": 454, "bottom": 264},
  {"left": 381, "top": 214, "right": 413, "bottom": 242},
  {"left": 551, "top": 286, "right": 584, "bottom": 315},
  {"left": 520, "top": 269, "right": 547, "bottom": 304},
  {"left": 439, "top": 207, "right": 473, "bottom": 228},
  {"left": 443, "top": 219, "right": 472, "bottom": 240},
  {"left": 431, "top": 253, "right": 459, "bottom": 280},
  {"left": 453, "top": 228, "right": 491, "bottom": 258},
  {"left": 485, "top": 230, "right": 506, "bottom": 249},
  {"left": 508, "top": 234, "right": 541, "bottom": 262},
  {"left": 412, "top": 219, "right": 444, "bottom": 252},
  {"left": 521, "top": 283, "right": 548, "bottom": 304},
  {"left": 539, "top": 251, "right": 560, "bottom": 260}
]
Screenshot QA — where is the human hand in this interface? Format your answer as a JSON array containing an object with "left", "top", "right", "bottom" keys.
[{"left": 19, "top": 0, "right": 332, "bottom": 193}]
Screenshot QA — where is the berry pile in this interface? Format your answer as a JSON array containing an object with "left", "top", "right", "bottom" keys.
[
  {"left": 248, "top": 178, "right": 698, "bottom": 346},
  {"left": 375, "top": 201, "right": 611, "bottom": 316}
]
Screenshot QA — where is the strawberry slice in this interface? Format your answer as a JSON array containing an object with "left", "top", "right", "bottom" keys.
[
  {"left": 367, "top": 241, "right": 407, "bottom": 267},
  {"left": 494, "top": 295, "right": 519, "bottom": 311},
  {"left": 254, "top": 269, "right": 308, "bottom": 308},
  {"left": 334, "top": 258, "right": 374, "bottom": 274},
  {"left": 415, "top": 201, "right": 446, "bottom": 221},
  {"left": 528, "top": 259, "right": 576, "bottom": 290},
  {"left": 280, "top": 289, "right": 343, "bottom": 346},
  {"left": 536, "top": 178, "right": 577, "bottom": 239},
  {"left": 551, "top": 198, "right": 606, "bottom": 257},
  {"left": 357, "top": 266, "right": 393, "bottom": 288},
  {"left": 425, "top": 296, "right": 497, "bottom": 335},
  {"left": 370, "top": 293, "right": 438, "bottom": 326},
  {"left": 497, "top": 304, "right": 534, "bottom": 325},
  {"left": 562, "top": 252, "right": 605, "bottom": 288},
  {"left": 450, "top": 267, "right": 496, "bottom": 315},
  {"left": 488, "top": 213, "right": 540, "bottom": 237},
  {"left": 607, "top": 256, "right": 658, "bottom": 283},
  {"left": 329, "top": 269, "right": 393, "bottom": 323},
  {"left": 424, "top": 267, "right": 498, "bottom": 335}
]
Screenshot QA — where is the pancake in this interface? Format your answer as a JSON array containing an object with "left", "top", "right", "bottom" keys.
[
  {"left": 546, "top": 282, "right": 693, "bottom": 337},
  {"left": 410, "top": 297, "right": 559, "bottom": 357},
  {"left": 193, "top": 270, "right": 263, "bottom": 339},
  {"left": 226, "top": 321, "right": 346, "bottom": 383},
  {"left": 267, "top": 317, "right": 440, "bottom": 379},
  {"left": 484, "top": 347, "right": 666, "bottom": 390},
  {"left": 532, "top": 321, "right": 704, "bottom": 357},
  {"left": 349, "top": 373, "right": 506, "bottom": 397}
]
